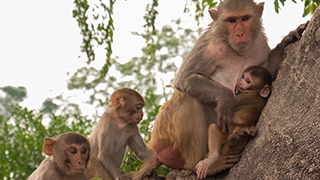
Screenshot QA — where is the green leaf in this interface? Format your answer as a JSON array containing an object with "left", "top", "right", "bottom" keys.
[{"left": 274, "top": 0, "right": 280, "bottom": 13}]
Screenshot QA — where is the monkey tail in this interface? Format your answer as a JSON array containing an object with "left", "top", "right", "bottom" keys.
[{"left": 133, "top": 154, "right": 162, "bottom": 180}]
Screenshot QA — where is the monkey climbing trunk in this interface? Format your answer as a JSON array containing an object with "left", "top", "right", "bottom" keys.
[{"left": 166, "top": 5, "right": 320, "bottom": 180}]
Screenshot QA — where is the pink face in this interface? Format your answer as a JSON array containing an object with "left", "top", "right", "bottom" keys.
[
  {"left": 236, "top": 72, "right": 253, "bottom": 94},
  {"left": 224, "top": 12, "right": 254, "bottom": 50}
]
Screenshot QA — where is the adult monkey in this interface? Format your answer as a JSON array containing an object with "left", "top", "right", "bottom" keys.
[
  {"left": 174, "top": 0, "right": 308, "bottom": 133},
  {"left": 135, "top": 0, "right": 309, "bottom": 179}
]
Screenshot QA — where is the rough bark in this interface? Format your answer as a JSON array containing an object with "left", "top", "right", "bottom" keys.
[{"left": 166, "top": 5, "right": 320, "bottom": 180}]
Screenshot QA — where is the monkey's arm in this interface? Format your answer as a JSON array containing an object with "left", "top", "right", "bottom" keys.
[
  {"left": 267, "top": 21, "right": 309, "bottom": 79},
  {"left": 175, "top": 73, "right": 235, "bottom": 133},
  {"left": 97, "top": 135, "right": 126, "bottom": 180},
  {"left": 128, "top": 127, "right": 151, "bottom": 160}
]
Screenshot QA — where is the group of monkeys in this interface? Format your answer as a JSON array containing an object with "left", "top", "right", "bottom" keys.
[{"left": 27, "top": 0, "right": 309, "bottom": 180}]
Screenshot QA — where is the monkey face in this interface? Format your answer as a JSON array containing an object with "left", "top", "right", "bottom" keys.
[
  {"left": 236, "top": 72, "right": 253, "bottom": 93},
  {"left": 130, "top": 103, "right": 144, "bottom": 124},
  {"left": 64, "top": 144, "right": 90, "bottom": 176},
  {"left": 224, "top": 13, "right": 254, "bottom": 51}
]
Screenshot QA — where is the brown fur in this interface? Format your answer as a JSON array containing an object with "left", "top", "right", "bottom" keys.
[
  {"left": 27, "top": 132, "right": 90, "bottom": 180},
  {"left": 85, "top": 88, "right": 150, "bottom": 180},
  {"left": 196, "top": 66, "right": 272, "bottom": 179},
  {"left": 149, "top": 91, "right": 207, "bottom": 169}
]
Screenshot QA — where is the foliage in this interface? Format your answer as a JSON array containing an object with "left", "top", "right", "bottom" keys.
[
  {"left": 302, "top": 0, "right": 320, "bottom": 16},
  {"left": 40, "top": 99, "right": 58, "bottom": 114},
  {"left": 0, "top": 86, "right": 27, "bottom": 117},
  {"left": 121, "top": 148, "right": 143, "bottom": 172},
  {"left": 274, "top": 0, "right": 320, "bottom": 16},
  {"left": 184, "top": 0, "right": 218, "bottom": 23},
  {"left": 0, "top": 86, "right": 27, "bottom": 102},
  {"left": 143, "top": 0, "right": 159, "bottom": 64},
  {"left": 0, "top": 105, "right": 46, "bottom": 180},
  {"left": 73, "top": 0, "right": 115, "bottom": 77}
]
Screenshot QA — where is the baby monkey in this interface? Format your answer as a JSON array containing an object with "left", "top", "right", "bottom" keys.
[{"left": 196, "top": 66, "right": 272, "bottom": 179}]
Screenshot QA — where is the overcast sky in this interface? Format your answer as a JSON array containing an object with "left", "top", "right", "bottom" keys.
[{"left": 0, "top": 0, "right": 311, "bottom": 110}]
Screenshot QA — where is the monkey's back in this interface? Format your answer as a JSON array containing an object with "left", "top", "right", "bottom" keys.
[{"left": 233, "top": 91, "right": 267, "bottom": 128}]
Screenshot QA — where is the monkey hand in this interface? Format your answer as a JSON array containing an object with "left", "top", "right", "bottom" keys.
[
  {"left": 216, "top": 97, "right": 235, "bottom": 134},
  {"left": 236, "top": 126, "right": 258, "bottom": 137},
  {"left": 281, "top": 21, "right": 309, "bottom": 46},
  {"left": 227, "top": 133, "right": 240, "bottom": 147}
]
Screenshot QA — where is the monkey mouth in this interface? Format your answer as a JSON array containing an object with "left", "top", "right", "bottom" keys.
[
  {"left": 237, "top": 88, "right": 245, "bottom": 93},
  {"left": 234, "top": 86, "right": 244, "bottom": 95},
  {"left": 72, "top": 168, "right": 85, "bottom": 173},
  {"left": 133, "top": 118, "right": 142, "bottom": 124},
  {"left": 236, "top": 42, "right": 249, "bottom": 49},
  {"left": 230, "top": 42, "right": 249, "bottom": 54}
]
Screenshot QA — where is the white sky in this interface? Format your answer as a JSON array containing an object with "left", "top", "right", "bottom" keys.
[{"left": 0, "top": 0, "right": 311, "bottom": 110}]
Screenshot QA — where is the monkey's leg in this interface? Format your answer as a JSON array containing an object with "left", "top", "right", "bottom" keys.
[
  {"left": 204, "top": 131, "right": 244, "bottom": 176},
  {"left": 196, "top": 123, "right": 225, "bottom": 179},
  {"left": 155, "top": 143, "right": 185, "bottom": 169},
  {"left": 177, "top": 97, "right": 208, "bottom": 170}
]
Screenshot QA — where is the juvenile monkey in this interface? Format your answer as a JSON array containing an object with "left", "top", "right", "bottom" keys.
[
  {"left": 85, "top": 88, "right": 150, "bottom": 180},
  {"left": 196, "top": 66, "right": 272, "bottom": 179},
  {"left": 27, "top": 132, "right": 90, "bottom": 180},
  {"left": 135, "top": 0, "right": 308, "bottom": 179}
]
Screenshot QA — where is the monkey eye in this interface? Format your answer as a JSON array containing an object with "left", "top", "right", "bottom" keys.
[
  {"left": 80, "top": 148, "right": 87, "bottom": 154},
  {"left": 242, "top": 15, "right": 250, "bottom": 21},
  {"left": 70, "top": 148, "right": 77, "bottom": 154},
  {"left": 246, "top": 80, "right": 251, "bottom": 84},
  {"left": 136, "top": 104, "right": 143, "bottom": 110},
  {"left": 228, "top": 17, "right": 236, "bottom": 23}
]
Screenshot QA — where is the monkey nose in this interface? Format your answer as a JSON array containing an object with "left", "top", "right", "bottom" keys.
[{"left": 237, "top": 33, "right": 244, "bottom": 37}]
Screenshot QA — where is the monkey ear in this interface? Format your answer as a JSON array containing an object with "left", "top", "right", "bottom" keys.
[
  {"left": 260, "top": 85, "right": 271, "bottom": 98},
  {"left": 209, "top": 9, "right": 219, "bottom": 21},
  {"left": 44, "top": 138, "right": 56, "bottom": 156},
  {"left": 257, "top": 2, "right": 264, "bottom": 19},
  {"left": 112, "top": 91, "right": 124, "bottom": 108}
]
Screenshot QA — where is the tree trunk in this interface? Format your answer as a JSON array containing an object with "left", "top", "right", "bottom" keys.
[{"left": 167, "top": 5, "right": 320, "bottom": 180}]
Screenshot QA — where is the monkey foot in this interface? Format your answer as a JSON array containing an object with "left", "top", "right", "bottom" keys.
[{"left": 196, "top": 155, "right": 220, "bottom": 179}]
